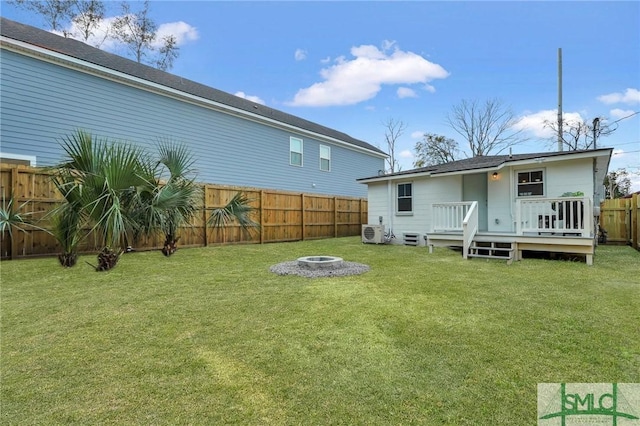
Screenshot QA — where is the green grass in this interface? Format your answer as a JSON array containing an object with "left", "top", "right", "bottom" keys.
[{"left": 1, "top": 237, "right": 639, "bottom": 425}]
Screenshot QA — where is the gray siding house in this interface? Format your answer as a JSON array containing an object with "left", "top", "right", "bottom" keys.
[{"left": 0, "top": 18, "right": 386, "bottom": 197}]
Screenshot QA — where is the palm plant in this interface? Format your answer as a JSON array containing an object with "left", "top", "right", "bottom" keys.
[
  {"left": 131, "top": 141, "right": 202, "bottom": 256},
  {"left": 0, "top": 194, "right": 47, "bottom": 258},
  {"left": 207, "top": 192, "right": 260, "bottom": 242},
  {"left": 49, "top": 174, "right": 84, "bottom": 267},
  {"left": 52, "top": 130, "right": 150, "bottom": 270}
]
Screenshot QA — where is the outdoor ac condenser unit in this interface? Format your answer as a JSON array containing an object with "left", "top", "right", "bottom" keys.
[{"left": 362, "top": 224, "right": 385, "bottom": 244}]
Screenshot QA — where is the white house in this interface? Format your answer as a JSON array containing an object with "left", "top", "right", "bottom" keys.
[{"left": 358, "top": 149, "right": 613, "bottom": 265}]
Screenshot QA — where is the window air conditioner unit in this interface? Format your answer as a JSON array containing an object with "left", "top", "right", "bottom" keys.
[{"left": 362, "top": 224, "right": 385, "bottom": 244}]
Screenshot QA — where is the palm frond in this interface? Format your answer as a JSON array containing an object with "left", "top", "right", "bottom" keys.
[
  {"left": 0, "top": 194, "right": 49, "bottom": 238},
  {"left": 156, "top": 138, "right": 196, "bottom": 181},
  {"left": 207, "top": 192, "right": 259, "bottom": 233}
]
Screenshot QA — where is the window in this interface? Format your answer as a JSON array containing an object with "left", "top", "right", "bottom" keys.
[
  {"left": 517, "top": 170, "right": 544, "bottom": 196},
  {"left": 397, "top": 183, "right": 412, "bottom": 212},
  {"left": 290, "top": 137, "right": 303, "bottom": 166},
  {"left": 319, "top": 145, "right": 331, "bottom": 171}
]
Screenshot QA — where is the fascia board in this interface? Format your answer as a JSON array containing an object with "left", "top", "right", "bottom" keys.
[{"left": 358, "top": 170, "right": 433, "bottom": 184}]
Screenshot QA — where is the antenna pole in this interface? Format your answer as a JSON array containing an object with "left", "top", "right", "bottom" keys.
[{"left": 557, "top": 48, "right": 563, "bottom": 152}]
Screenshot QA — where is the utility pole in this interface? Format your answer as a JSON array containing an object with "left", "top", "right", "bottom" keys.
[
  {"left": 592, "top": 117, "right": 600, "bottom": 149},
  {"left": 557, "top": 48, "right": 563, "bottom": 152}
]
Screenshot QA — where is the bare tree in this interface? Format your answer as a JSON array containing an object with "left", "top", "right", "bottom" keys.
[
  {"left": 10, "top": 0, "right": 180, "bottom": 71},
  {"left": 446, "top": 98, "right": 526, "bottom": 156},
  {"left": 111, "top": 1, "right": 179, "bottom": 71},
  {"left": 155, "top": 34, "right": 179, "bottom": 71},
  {"left": 112, "top": 0, "right": 157, "bottom": 64},
  {"left": 543, "top": 116, "right": 615, "bottom": 151},
  {"left": 71, "top": 0, "right": 105, "bottom": 42},
  {"left": 413, "top": 134, "right": 459, "bottom": 167},
  {"left": 9, "top": 0, "right": 77, "bottom": 31},
  {"left": 382, "top": 118, "right": 407, "bottom": 173}
]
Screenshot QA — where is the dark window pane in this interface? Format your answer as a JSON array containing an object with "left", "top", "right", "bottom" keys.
[{"left": 398, "top": 198, "right": 412, "bottom": 212}]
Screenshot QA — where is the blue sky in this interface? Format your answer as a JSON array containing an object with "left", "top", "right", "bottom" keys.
[{"left": 2, "top": 1, "right": 639, "bottom": 190}]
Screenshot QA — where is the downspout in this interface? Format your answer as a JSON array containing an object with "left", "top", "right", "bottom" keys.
[{"left": 510, "top": 168, "right": 516, "bottom": 232}]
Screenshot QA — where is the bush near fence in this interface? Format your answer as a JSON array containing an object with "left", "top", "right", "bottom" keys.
[{"left": 1, "top": 164, "right": 368, "bottom": 259}]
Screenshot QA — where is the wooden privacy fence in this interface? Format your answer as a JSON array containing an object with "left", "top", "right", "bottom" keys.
[
  {"left": 1, "top": 164, "right": 368, "bottom": 259},
  {"left": 599, "top": 193, "right": 639, "bottom": 250}
]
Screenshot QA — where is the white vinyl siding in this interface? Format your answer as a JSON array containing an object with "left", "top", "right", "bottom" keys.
[
  {"left": 320, "top": 145, "right": 330, "bottom": 171},
  {"left": 290, "top": 137, "right": 303, "bottom": 166}
]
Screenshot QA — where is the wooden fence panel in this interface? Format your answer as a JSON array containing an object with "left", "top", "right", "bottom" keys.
[
  {"left": 600, "top": 199, "right": 629, "bottom": 244},
  {"left": 599, "top": 195, "right": 639, "bottom": 250},
  {"left": 1, "top": 164, "right": 367, "bottom": 259}
]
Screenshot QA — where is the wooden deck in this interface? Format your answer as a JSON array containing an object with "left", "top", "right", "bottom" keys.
[{"left": 426, "top": 231, "right": 596, "bottom": 265}]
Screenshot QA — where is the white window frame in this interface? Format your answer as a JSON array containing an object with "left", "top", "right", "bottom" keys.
[
  {"left": 397, "top": 182, "right": 413, "bottom": 213},
  {"left": 290, "top": 137, "right": 303, "bottom": 167},
  {"left": 516, "top": 169, "right": 545, "bottom": 197},
  {"left": 319, "top": 145, "right": 331, "bottom": 172}
]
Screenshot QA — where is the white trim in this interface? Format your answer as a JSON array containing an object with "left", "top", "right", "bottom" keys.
[
  {"left": 0, "top": 152, "right": 36, "bottom": 166},
  {"left": 358, "top": 149, "right": 613, "bottom": 184},
  {"left": 396, "top": 182, "right": 413, "bottom": 213},
  {"left": 319, "top": 144, "right": 331, "bottom": 172},
  {"left": 515, "top": 168, "right": 545, "bottom": 198},
  {"left": 290, "top": 137, "right": 303, "bottom": 167},
  {"left": 1, "top": 37, "right": 387, "bottom": 159}
]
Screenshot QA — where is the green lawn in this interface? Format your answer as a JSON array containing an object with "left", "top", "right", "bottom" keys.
[{"left": 1, "top": 237, "right": 639, "bottom": 425}]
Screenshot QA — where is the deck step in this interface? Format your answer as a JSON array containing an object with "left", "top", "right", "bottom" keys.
[{"left": 468, "top": 241, "right": 515, "bottom": 264}]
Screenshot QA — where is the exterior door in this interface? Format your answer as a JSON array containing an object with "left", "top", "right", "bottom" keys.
[{"left": 463, "top": 173, "right": 488, "bottom": 231}]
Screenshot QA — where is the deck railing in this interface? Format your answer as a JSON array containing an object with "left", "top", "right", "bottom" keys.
[
  {"left": 431, "top": 197, "right": 593, "bottom": 238},
  {"left": 516, "top": 196, "right": 592, "bottom": 237},
  {"left": 432, "top": 202, "right": 475, "bottom": 232},
  {"left": 462, "top": 201, "right": 478, "bottom": 259}
]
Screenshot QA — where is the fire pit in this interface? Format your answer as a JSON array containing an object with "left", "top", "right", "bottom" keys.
[{"left": 297, "top": 256, "right": 344, "bottom": 269}]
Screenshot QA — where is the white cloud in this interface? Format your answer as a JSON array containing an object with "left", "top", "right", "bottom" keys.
[
  {"left": 294, "top": 48, "right": 307, "bottom": 61},
  {"left": 397, "top": 87, "right": 417, "bottom": 99},
  {"left": 423, "top": 84, "right": 436, "bottom": 93},
  {"left": 514, "top": 109, "right": 584, "bottom": 138},
  {"left": 154, "top": 21, "right": 199, "bottom": 47},
  {"left": 320, "top": 56, "right": 331, "bottom": 64},
  {"left": 609, "top": 108, "right": 636, "bottom": 119},
  {"left": 288, "top": 42, "right": 449, "bottom": 107},
  {"left": 597, "top": 88, "right": 640, "bottom": 105},
  {"left": 234, "top": 91, "right": 266, "bottom": 105},
  {"left": 410, "top": 131, "right": 424, "bottom": 139},
  {"left": 53, "top": 16, "right": 198, "bottom": 51},
  {"left": 399, "top": 149, "right": 414, "bottom": 159}
]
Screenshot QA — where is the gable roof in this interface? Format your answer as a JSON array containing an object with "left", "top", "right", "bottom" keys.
[
  {"left": 358, "top": 148, "right": 613, "bottom": 182},
  {"left": 0, "top": 17, "right": 385, "bottom": 157}
]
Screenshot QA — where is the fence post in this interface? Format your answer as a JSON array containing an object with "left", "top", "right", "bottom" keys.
[
  {"left": 259, "top": 190, "right": 264, "bottom": 244},
  {"left": 10, "top": 166, "right": 19, "bottom": 260},
  {"left": 633, "top": 193, "right": 638, "bottom": 250},
  {"left": 301, "top": 193, "right": 305, "bottom": 241},
  {"left": 202, "top": 184, "right": 208, "bottom": 247}
]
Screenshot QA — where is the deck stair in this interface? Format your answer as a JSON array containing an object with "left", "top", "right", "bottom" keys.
[{"left": 467, "top": 240, "right": 515, "bottom": 264}]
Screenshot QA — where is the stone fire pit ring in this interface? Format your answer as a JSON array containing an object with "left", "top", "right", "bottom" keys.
[
  {"left": 297, "top": 256, "right": 344, "bottom": 269},
  {"left": 270, "top": 256, "right": 370, "bottom": 278}
]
